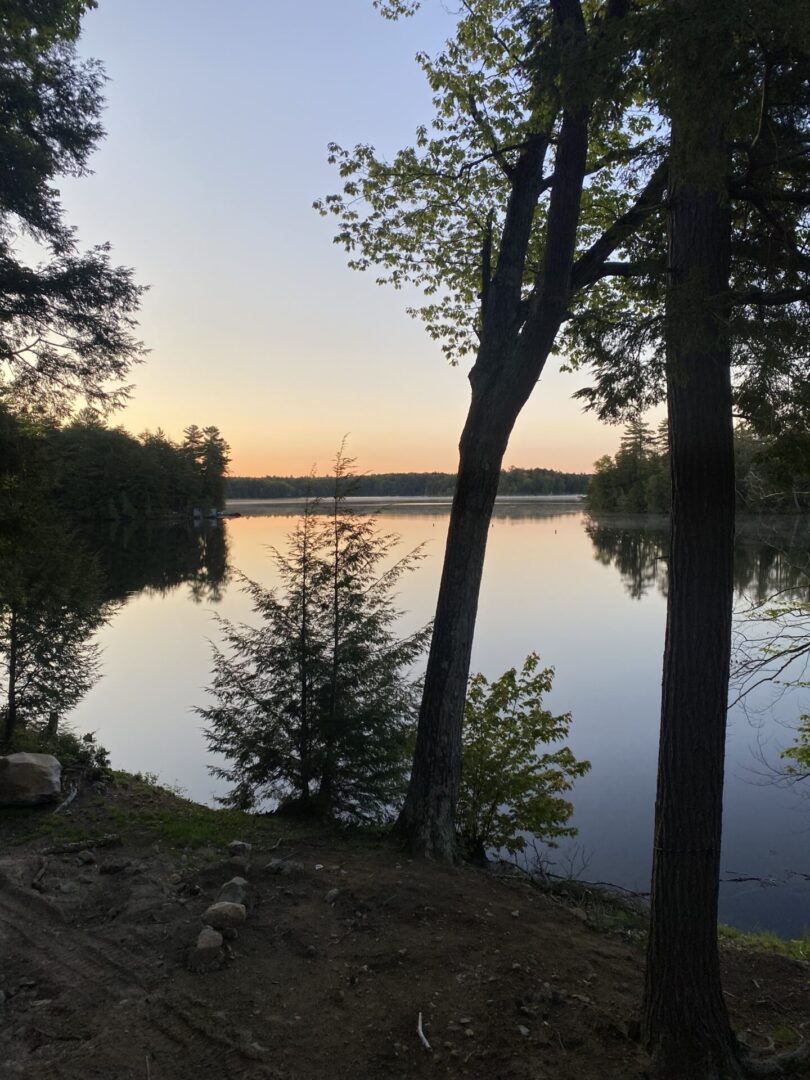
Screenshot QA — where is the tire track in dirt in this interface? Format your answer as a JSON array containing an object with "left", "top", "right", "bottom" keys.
[{"left": 0, "top": 870, "right": 279, "bottom": 1079}]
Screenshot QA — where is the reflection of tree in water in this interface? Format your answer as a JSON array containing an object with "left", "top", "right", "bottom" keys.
[
  {"left": 585, "top": 520, "right": 668, "bottom": 600},
  {"left": 733, "top": 522, "right": 810, "bottom": 605},
  {"left": 0, "top": 518, "right": 113, "bottom": 745},
  {"left": 88, "top": 520, "right": 230, "bottom": 604},
  {"left": 0, "top": 514, "right": 230, "bottom": 745},
  {"left": 587, "top": 517, "right": 810, "bottom": 604}
]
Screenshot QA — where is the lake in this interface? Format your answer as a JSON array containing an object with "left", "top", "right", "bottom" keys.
[{"left": 64, "top": 500, "right": 810, "bottom": 937}]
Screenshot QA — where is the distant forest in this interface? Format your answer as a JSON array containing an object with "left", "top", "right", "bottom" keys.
[
  {"left": 228, "top": 466, "right": 590, "bottom": 500},
  {"left": 1, "top": 407, "right": 230, "bottom": 521},
  {"left": 588, "top": 420, "right": 810, "bottom": 514}
]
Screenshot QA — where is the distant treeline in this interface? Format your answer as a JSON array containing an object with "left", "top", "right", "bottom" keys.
[
  {"left": 1, "top": 407, "right": 230, "bottom": 521},
  {"left": 228, "top": 466, "right": 591, "bottom": 500},
  {"left": 588, "top": 420, "right": 810, "bottom": 514}
]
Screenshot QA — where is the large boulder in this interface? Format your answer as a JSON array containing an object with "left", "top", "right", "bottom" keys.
[{"left": 0, "top": 753, "right": 62, "bottom": 806}]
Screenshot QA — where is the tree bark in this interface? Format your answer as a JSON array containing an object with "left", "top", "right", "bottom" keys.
[
  {"left": 4, "top": 605, "right": 18, "bottom": 746},
  {"left": 392, "top": 390, "right": 518, "bottom": 857},
  {"left": 642, "top": 17, "right": 740, "bottom": 1074}
]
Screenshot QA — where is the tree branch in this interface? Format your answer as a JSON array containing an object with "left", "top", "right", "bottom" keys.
[
  {"left": 731, "top": 283, "right": 810, "bottom": 307},
  {"left": 468, "top": 94, "right": 515, "bottom": 180},
  {"left": 590, "top": 257, "right": 666, "bottom": 280},
  {"left": 569, "top": 160, "right": 668, "bottom": 292}
]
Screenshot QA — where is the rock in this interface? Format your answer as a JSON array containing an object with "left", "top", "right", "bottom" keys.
[
  {"left": 0, "top": 753, "right": 61, "bottom": 806},
  {"left": 188, "top": 926, "right": 223, "bottom": 972},
  {"left": 99, "top": 861, "right": 131, "bottom": 875},
  {"left": 76, "top": 850, "right": 96, "bottom": 865},
  {"left": 517, "top": 1025, "right": 530, "bottom": 1038},
  {"left": 228, "top": 856, "right": 251, "bottom": 874},
  {"left": 325, "top": 888, "right": 340, "bottom": 904},
  {"left": 217, "top": 877, "right": 249, "bottom": 906},
  {"left": 266, "top": 858, "right": 303, "bottom": 875},
  {"left": 202, "top": 901, "right": 247, "bottom": 930},
  {"left": 227, "top": 840, "right": 252, "bottom": 858}
]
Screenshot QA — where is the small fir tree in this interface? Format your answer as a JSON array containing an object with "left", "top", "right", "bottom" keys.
[{"left": 201, "top": 448, "right": 431, "bottom": 821}]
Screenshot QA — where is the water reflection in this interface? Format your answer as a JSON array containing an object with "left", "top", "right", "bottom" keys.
[
  {"left": 89, "top": 520, "right": 230, "bottom": 604},
  {"left": 0, "top": 513, "right": 229, "bottom": 746},
  {"left": 586, "top": 515, "right": 810, "bottom": 603}
]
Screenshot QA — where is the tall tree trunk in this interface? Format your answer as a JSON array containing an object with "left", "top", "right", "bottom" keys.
[
  {"left": 392, "top": 388, "right": 519, "bottom": 857},
  {"left": 394, "top": 25, "right": 590, "bottom": 855},
  {"left": 4, "top": 605, "right": 19, "bottom": 746},
  {"left": 642, "top": 13, "right": 740, "bottom": 1073}
]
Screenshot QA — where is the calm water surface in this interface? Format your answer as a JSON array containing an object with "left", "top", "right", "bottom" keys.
[{"left": 69, "top": 501, "right": 810, "bottom": 937}]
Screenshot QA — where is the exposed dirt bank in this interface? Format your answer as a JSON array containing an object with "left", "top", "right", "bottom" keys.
[{"left": 1, "top": 777, "right": 807, "bottom": 1079}]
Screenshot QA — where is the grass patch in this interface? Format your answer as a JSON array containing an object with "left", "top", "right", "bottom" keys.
[
  {"left": 718, "top": 923, "right": 810, "bottom": 962},
  {"left": 2, "top": 771, "right": 313, "bottom": 852}
]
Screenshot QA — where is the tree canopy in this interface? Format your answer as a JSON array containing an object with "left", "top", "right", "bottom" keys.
[{"left": 0, "top": 0, "right": 144, "bottom": 412}]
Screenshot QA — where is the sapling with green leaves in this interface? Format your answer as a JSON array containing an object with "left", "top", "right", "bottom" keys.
[{"left": 457, "top": 652, "right": 589, "bottom": 861}]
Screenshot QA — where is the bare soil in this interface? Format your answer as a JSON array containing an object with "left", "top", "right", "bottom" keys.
[{"left": 0, "top": 777, "right": 807, "bottom": 1080}]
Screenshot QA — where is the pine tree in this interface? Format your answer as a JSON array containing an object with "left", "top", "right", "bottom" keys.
[{"left": 201, "top": 450, "right": 431, "bottom": 821}]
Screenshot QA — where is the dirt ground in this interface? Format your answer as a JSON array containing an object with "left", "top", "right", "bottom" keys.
[{"left": 0, "top": 777, "right": 808, "bottom": 1080}]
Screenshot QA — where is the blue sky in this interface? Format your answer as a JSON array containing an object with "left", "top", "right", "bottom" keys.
[{"left": 61, "top": 0, "right": 624, "bottom": 474}]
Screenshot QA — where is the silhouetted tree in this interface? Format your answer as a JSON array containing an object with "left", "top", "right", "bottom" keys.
[
  {"left": 0, "top": 1, "right": 144, "bottom": 413},
  {"left": 202, "top": 451, "right": 430, "bottom": 820}
]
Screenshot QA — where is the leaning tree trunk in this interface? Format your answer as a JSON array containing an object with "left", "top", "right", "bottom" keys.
[
  {"left": 394, "top": 28, "right": 591, "bottom": 857},
  {"left": 642, "top": 16, "right": 740, "bottom": 1075},
  {"left": 392, "top": 386, "right": 521, "bottom": 858}
]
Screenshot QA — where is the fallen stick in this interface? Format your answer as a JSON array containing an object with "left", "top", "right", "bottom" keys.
[
  {"left": 417, "top": 1012, "right": 431, "bottom": 1052},
  {"left": 53, "top": 786, "right": 78, "bottom": 815}
]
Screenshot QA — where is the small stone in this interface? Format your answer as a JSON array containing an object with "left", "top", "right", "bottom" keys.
[
  {"left": 267, "top": 858, "right": 302, "bottom": 875},
  {"left": 188, "top": 926, "right": 223, "bottom": 972},
  {"left": 464, "top": 1028, "right": 475, "bottom": 1038},
  {"left": 517, "top": 1025, "right": 530, "bottom": 1038},
  {"left": 217, "top": 876, "right": 249, "bottom": 906},
  {"left": 511, "top": 909, "right": 520, "bottom": 918},
  {"left": 314, "top": 863, "right": 324, "bottom": 871},
  {"left": 325, "top": 888, "right": 340, "bottom": 904},
  {"left": 202, "top": 901, "right": 247, "bottom": 930},
  {"left": 227, "top": 840, "right": 252, "bottom": 858},
  {"left": 76, "top": 850, "right": 96, "bottom": 865}
]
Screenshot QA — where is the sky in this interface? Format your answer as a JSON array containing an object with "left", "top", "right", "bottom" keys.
[{"left": 61, "top": 0, "right": 628, "bottom": 476}]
